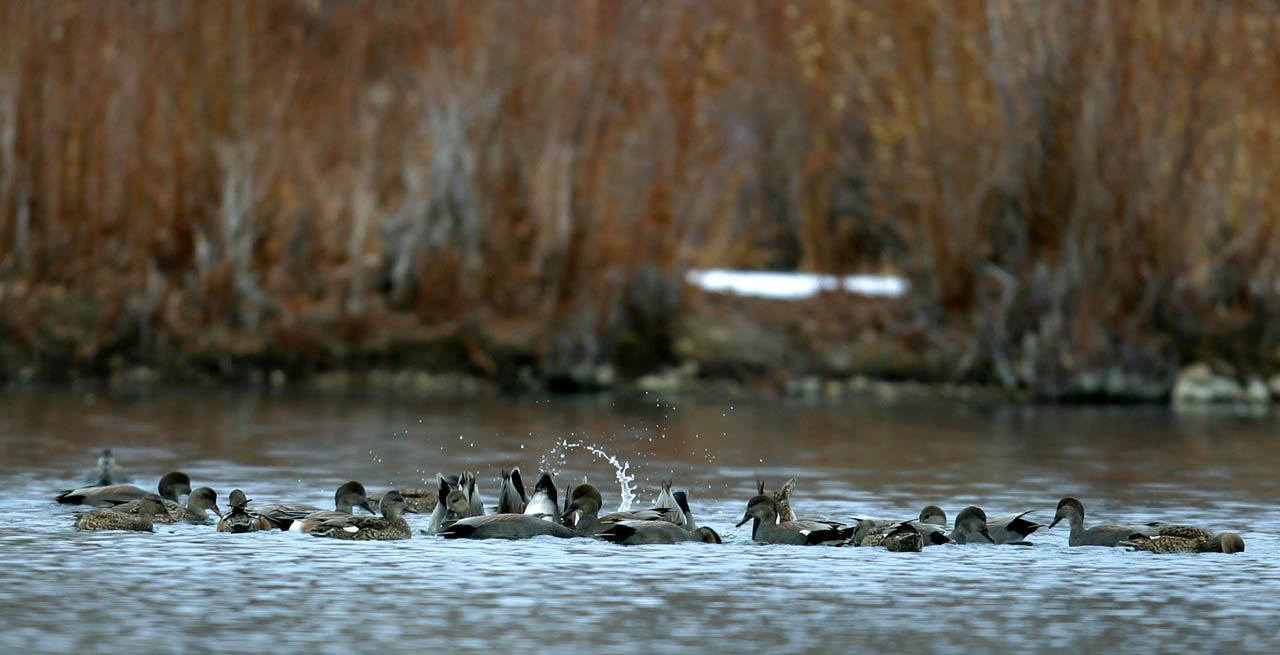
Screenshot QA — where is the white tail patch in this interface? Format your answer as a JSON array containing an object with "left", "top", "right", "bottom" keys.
[{"left": 343, "top": 525, "right": 359, "bottom": 533}]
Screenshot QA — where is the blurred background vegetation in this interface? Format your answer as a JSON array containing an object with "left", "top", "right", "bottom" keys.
[{"left": 1, "top": 0, "right": 1278, "bottom": 400}]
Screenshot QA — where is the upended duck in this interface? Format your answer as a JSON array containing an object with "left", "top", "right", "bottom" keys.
[
  {"left": 737, "top": 495, "right": 854, "bottom": 546},
  {"left": 218, "top": 490, "right": 272, "bottom": 533},
  {"left": 112, "top": 486, "right": 222, "bottom": 524},
  {"left": 495, "top": 467, "right": 528, "bottom": 515},
  {"left": 75, "top": 494, "right": 174, "bottom": 532},
  {"left": 440, "top": 486, "right": 575, "bottom": 540},
  {"left": 597, "top": 489, "right": 721, "bottom": 545},
  {"left": 56, "top": 471, "right": 191, "bottom": 507},
  {"left": 523, "top": 472, "right": 560, "bottom": 521},
  {"left": 308, "top": 491, "right": 418, "bottom": 541}
]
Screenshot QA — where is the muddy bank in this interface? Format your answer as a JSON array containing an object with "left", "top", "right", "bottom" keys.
[{"left": 4, "top": 284, "right": 1277, "bottom": 407}]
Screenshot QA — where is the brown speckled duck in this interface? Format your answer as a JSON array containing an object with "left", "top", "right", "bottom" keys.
[
  {"left": 308, "top": 491, "right": 418, "bottom": 541},
  {"left": 113, "top": 487, "right": 222, "bottom": 524},
  {"left": 56, "top": 472, "right": 191, "bottom": 507},
  {"left": 369, "top": 488, "right": 438, "bottom": 515},
  {"left": 218, "top": 490, "right": 272, "bottom": 533},
  {"left": 1122, "top": 532, "right": 1245, "bottom": 554},
  {"left": 75, "top": 494, "right": 174, "bottom": 532}
]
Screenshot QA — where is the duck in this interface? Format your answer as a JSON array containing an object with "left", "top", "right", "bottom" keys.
[
  {"left": 597, "top": 520, "right": 722, "bottom": 545},
  {"left": 947, "top": 506, "right": 996, "bottom": 544},
  {"left": 1121, "top": 532, "right": 1246, "bottom": 554},
  {"left": 496, "top": 467, "right": 528, "bottom": 515},
  {"left": 75, "top": 494, "right": 174, "bottom": 531},
  {"left": 112, "top": 486, "right": 223, "bottom": 524},
  {"left": 523, "top": 472, "right": 560, "bottom": 521},
  {"left": 756, "top": 478, "right": 797, "bottom": 521},
  {"left": 735, "top": 495, "right": 853, "bottom": 545},
  {"left": 921, "top": 506, "right": 1041, "bottom": 544},
  {"left": 439, "top": 487, "right": 576, "bottom": 541},
  {"left": 655, "top": 480, "right": 688, "bottom": 528},
  {"left": 425, "top": 474, "right": 460, "bottom": 535},
  {"left": 460, "top": 471, "right": 486, "bottom": 518},
  {"left": 559, "top": 484, "right": 683, "bottom": 537},
  {"left": 56, "top": 471, "right": 191, "bottom": 507},
  {"left": 308, "top": 491, "right": 418, "bottom": 541},
  {"left": 253, "top": 481, "right": 376, "bottom": 531},
  {"left": 1047, "top": 497, "right": 1168, "bottom": 547},
  {"left": 218, "top": 490, "right": 273, "bottom": 533},
  {"left": 850, "top": 513, "right": 951, "bottom": 547},
  {"left": 561, "top": 481, "right": 576, "bottom": 528},
  {"left": 875, "top": 522, "right": 924, "bottom": 552},
  {"left": 368, "top": 487, "right": 438, "bottom": 514},
  {"left": 594, "top": 489, "right": 721, "bottom": 545},
  {"left": 83, "top": 448, "right": 132, "bottom": 486},
  {"left": 673, "top": 490, "right": 697, "bottom": 528}
]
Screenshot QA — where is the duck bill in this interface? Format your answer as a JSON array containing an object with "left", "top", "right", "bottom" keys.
[
  {"left": 734, "top": 515, "right": 752, "bottom": 528},
  {"left": 404, "top": 505, "right": 421, "bottom": 514},
  {"left": 559, "top": 507, "right": 577, "bottom": 521},
  {"left": 211, "top": 505, "right": 224, "bottom": 518},
  {"left": 1047, "top": 516, "right": 1062, "bottom": 529},
  {"left": 980, "top": 528, "right": 995, "bottom": 543},
  {"left": 161, "top": 510, "right": 176, "bottom": 523},
  {"left": 361, "top": 501, "right": 377, "bottom": 514}
]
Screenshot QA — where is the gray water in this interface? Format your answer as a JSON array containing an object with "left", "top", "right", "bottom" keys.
[{"left": 2, "top": 390, "right": 1278, "bottom": 654}]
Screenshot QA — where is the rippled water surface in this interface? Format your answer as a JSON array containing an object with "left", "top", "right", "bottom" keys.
[{"left": 2, "top": 390, "right": 1279, "bottom": 654}]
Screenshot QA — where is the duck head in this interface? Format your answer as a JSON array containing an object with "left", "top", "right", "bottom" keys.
[
  {"left": 335, "top": 481, "right": 375, "bottom": 514},
  {"left": 444, "top": 490, "right": 469, "bottom": 520},
  {"left": 379, "top": 490, "right": 414, "bottom": 518},
  {"left": 188, "top": 487, "right": 223, "bottom": 518},
  {"left": 138, "top": 494, "right": 176, "bottom": 522},
  {"left": 736, "top": 494, "right": 780, "bottom": 527},
  {"left": 1218, "top": 532, "right": 1245, "bottom": 554},
  {"left": 227, "top": 489, "right": 251, "bottom": 508},
  {"left": 918, "top": 505, "right": 946, "bottom": 526},
  {"left": 157, "top": 472, "right": 192, "bottom": 502},
  {"left": 954, "top": 506, "right": 994, "bottom": 542},
  {"left": 561, "top": 484, "right": 602, "bottom": 521},
  {"left": 1048, "top": 497, "right": 1085, "bottom": 529}
]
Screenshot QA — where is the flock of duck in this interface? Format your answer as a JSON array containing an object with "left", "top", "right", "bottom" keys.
[{"left": 56, "top": 449, "right": 1246, "bottom": 554}]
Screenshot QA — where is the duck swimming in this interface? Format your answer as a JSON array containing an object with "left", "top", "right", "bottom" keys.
[
  {"left": 218, "top": 490, "right": 272, "bottom": 533},
  {"left": 75, "top": 494, "right": 174, "bottom": 532},
  {"left": 253, "top": 481, "right": 376, "bottom": 531},
  {"left": 736, "top": 495, "right": 853, "bottom": 546},
  {"left": 83, "top": 448, "right": 132, "bottom": 486},
  {"left": 308, "top": 491, "right": 418, "bottom": 541},
  {"left": 113, "top": 486, "right": 222, "bottom": 524},
  {"left": 560, "top": 484, "right": 683, "bottom": 537},
  {"left": 56, "top": 472, "right": 191, "bottom": 507}
]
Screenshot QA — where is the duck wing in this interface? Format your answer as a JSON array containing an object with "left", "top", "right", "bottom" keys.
[{"left": 56, "top": 484, "right": 148, "bottom": 506}]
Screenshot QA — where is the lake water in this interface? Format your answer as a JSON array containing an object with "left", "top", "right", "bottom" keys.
[{"left": 2, "top": 390, "right": 1278, "bottom": 654}]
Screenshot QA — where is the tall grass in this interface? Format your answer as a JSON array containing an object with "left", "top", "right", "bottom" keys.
[{"left": 1, "top": 1, "right": 1277, "bottom": 394}]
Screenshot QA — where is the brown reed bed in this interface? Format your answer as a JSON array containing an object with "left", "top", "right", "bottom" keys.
[{"left": 1, "top": 1, "right": 1278, "bottom": 398}]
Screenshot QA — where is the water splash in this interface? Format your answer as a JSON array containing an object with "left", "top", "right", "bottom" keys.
[{"left": 542, "top": 440, "right": 637, "bottom": 512}]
